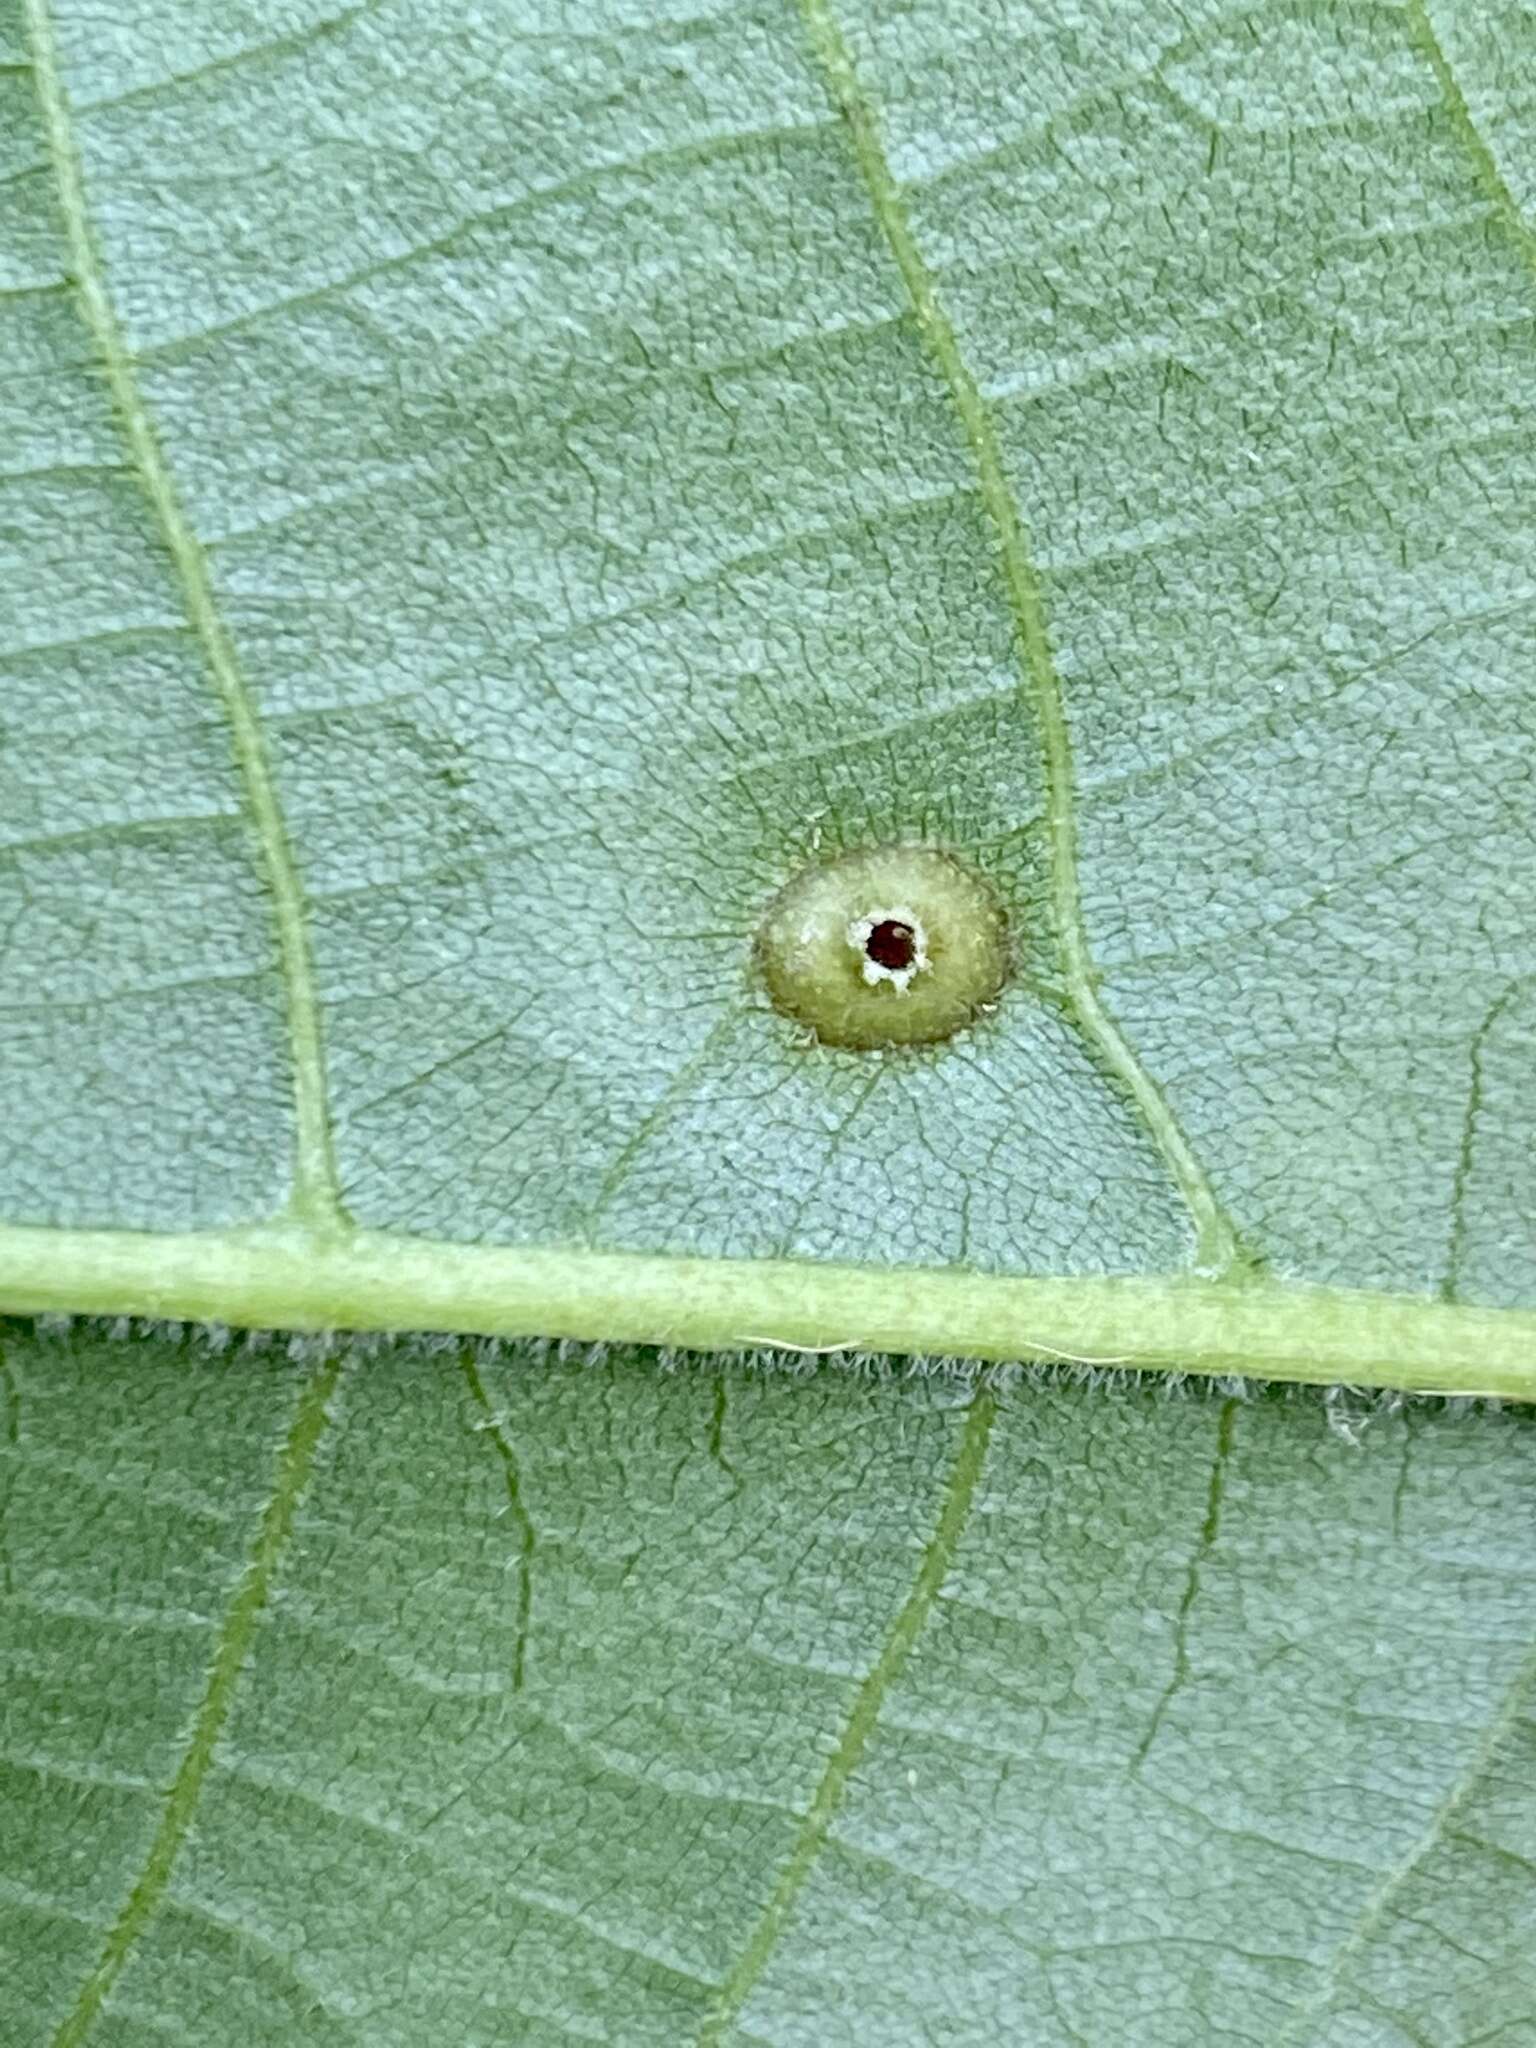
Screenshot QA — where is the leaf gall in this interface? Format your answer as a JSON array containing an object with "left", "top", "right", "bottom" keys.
[{"left": 757, "top": 845, "right": 1009, "bottom": 1049}]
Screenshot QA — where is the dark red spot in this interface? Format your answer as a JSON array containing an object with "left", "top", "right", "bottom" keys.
[{"left": 865, "top": 918, "right": 917, "bottom": 972}]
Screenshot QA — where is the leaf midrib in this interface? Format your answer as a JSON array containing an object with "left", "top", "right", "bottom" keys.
[{"left": 3, "top": 1220, "right": 1535, "bottom": 1399}]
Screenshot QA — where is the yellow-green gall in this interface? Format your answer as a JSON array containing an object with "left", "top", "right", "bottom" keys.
[{"left": 757, "top": 845, "right": 1009, "bottom": 1049}]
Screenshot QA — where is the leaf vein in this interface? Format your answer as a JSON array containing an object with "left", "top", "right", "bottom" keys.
[
  {"left": 793, "top": 0, "right": 1241, "bottom": 1273},
  {"left": 21, "top": 0, "right": 343, "bottom": 1225},
  {"left": 1131, "top": 1396, "right": 1239, "bottom": 1772},
  {"left": 1405, "top": 0, "right": 1536, "bottom": 287},
  {"left": 1441, "top": 982, "right": 1521, "bottom": 1302},
  {"left": 46, "top": 1350, "right": 342, "bottom": 2048},
  {"left": 458, "top": 1349, "right": 536, "bottom": 1696},
  {"left": 694, "top": 1384, "right": 996, "bottom": 2043},
  {"left": 1274, "top": 1637, "right": 1536, "bottom": 2045},
  {"left": 587, "top": 1009, "right": 749, "bottom": 1234},
  {"left": 3, "top": 1226, "right": 1536, "bottom": 1398},
  {"left": 136, "top": 117, "right": 841, "bottom": 364}
]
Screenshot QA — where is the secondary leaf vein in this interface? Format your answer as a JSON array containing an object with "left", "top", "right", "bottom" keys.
[
  {"left": 1441, "top": 983, "right": 1519, "bottom": 1302},
  {"left": 1132, "top": 1395, "right": 1238, "bottom": 1771},
  {"left": 792, "top": 0, "right": 1241, "bottom": 1274},
  {"left": 1275, "top": 1636, "right": 1536, "bottom": 2045},
  {"left": 21, "top": 0, "right": 343, "bottom": 1226},
  {"left": 586, "top": 1009, "right": 750, "bottom": 1232},
  {"left": 47, "top": 1349, "right": 342, "bottom": 2048},
  {"left": 695, "top": 1383, "right": 996, "bottom": 2043},
  {"left": 1405, "top": 0, "right": 1536, "bottom": 285},
  {"left": 459, "top": 1349, "right": 536, "bottom": 1695}
]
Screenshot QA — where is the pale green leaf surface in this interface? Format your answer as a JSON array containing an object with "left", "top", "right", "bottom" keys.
[
  {"left": 4, "top": 2, "right": 1536, "bottom": 2042},
  {"left": 3, "top": 0, "right": 1534, "bottom": 1322},
  {"left": 2, "top": 1322, "right": 1535, "bottom": 2046}
]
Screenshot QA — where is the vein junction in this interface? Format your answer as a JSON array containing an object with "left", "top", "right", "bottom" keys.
[
  {"left": 22, "top": 0, "right": 342, "bottom": 1227},
  {"left": 793, "top": 0, "right": 1243, "bottom": 1275}
]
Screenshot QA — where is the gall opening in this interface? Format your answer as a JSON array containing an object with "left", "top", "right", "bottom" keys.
[{"left": 864, "top": 918, "right": 917, "bottom": 972}]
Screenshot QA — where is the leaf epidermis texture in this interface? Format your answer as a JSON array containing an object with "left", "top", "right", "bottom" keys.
[
  {"left": 8, "top": 4, "right": 1536, "bottom": 2044},
  {"left": 2, "top": 0, "right": 1534, "bottom": 1365},
  {"left": 1, "top": 1319, "right": 1535, "bottom": 2048}
]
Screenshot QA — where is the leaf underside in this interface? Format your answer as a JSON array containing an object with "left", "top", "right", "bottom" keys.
[
  {"left": 3, "top": 0, "right": 1536, "bottom": 2042},
  {"left": 3, "top": 1320, "right": 1535, "bottom": 2048},
  {"left": 2, "top": 0, "right": 1535, "bottom": 1362}
]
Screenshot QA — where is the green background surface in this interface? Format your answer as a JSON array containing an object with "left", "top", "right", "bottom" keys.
[
  {"left": 4, "top": 0, "right": 1533, "bottom": 1294},
  {"left": 3, "top": 1322, "right": 1535, "bottom": 2046},
  {"left": 4, "top": 0, "right": 1536, "bottom": 2037}
]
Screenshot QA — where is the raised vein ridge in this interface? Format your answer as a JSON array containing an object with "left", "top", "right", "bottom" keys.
[
  {"left": 459, "top": 1348, "right": 536, "bottom": 1694},
  {"left": 22, "top": 0, "right": 343, "bottom": 1226},
  {"left": 48, "top": 1350, "right": 342, "bottom": 2047},
  {"left": 1406, "top": 0, "right": 1536, "bottom": 283},
  {"left": 2, "top": 1224, "right": 1535, "bottom": 1400},
  {"left": 1274, "top": 1636, "right": 1536, "bottom": 2044},
  {"left": 696, "top": 1385, "right": 997, "bottom": 2043},
  {"left": 794, "top": 0, "right": 1242, "bottom": 1276}
]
